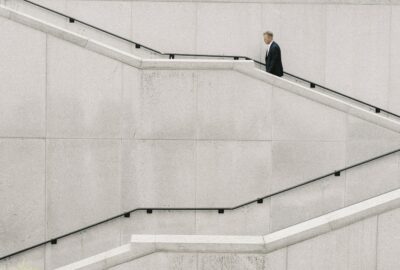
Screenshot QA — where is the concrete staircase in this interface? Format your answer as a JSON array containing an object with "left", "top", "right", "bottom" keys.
[{"left": 0, "top": 2, "right": 400, "bottom": 270}]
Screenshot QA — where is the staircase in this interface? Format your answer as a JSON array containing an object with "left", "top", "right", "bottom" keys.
[{"left": 0, "top": 1, "right": 399, "bottom": 270}]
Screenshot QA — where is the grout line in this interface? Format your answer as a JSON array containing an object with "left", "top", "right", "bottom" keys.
[
  {"left": 285, "top": 246, "right": 289, "bottom": 270},
  {"left": 44, "top": 32, "right": 48, "bottom": 270},
  {"left": 387, "top": 5, "right": 392, "bottom": 112},
  {"left": 375, "top": 214, "right": 380, "bottom": 270},
  {"left": 0, "top": 137, "right": 350, "bottom": 142}
]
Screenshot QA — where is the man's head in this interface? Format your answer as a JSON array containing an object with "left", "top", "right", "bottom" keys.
[{"left": 263, "top": 31, "right": 273, "bottom": 45}]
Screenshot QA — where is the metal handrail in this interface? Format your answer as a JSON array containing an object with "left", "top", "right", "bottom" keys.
[
  {"left": 1, "top": 147, "right": 399, "bottom": 260},
  {"left": 17, "top": 0, "right": 400, "bottom": 120}
]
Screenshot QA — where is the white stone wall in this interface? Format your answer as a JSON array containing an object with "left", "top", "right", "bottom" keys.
[
  {"left": 109, "top": 207, "right": 400, "bottom": 270},
  {"left": 1, "top": 8, "right": 400, "bottom": 269},
  {"left": 4, "top": 0, "right": 400, "bottom": 115}
]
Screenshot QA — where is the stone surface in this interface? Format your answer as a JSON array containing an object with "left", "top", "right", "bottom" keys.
[
  {"left": 131, "top": 1, "right": 197, "bottom": 54},
  {"left": 47, "top": 36, "right": 123, "bottom": 139},
  {"left": 344, "top": 152, "right": 400, "bottom": 205},
  {"left": 134, "top": 70, "right": 196, "bottom": 139},
  {"left": 197, "top": 70, "right": 272, "bottom": 140},
  {"left": 377, "top": 207, "right": 400, "bottom": 270},
  {"left": 287, "top": 216, "right": 377, "bottom": 270},
  {"left": 272, "top": 87, "right": 347, "bottom": 141},
  {"left": 0, "top": 139, "right": 45, "bottom": 256},
  {"left": 121, "top": 64, "right": 141, "bottom": 139},
  {"left": 0, "top": 248, "right": 45, "bottom": 270},
  {"left": 270, "top": 176, "right": 345, "bottom": 232},
  {"left": 196, "top": 2, "right": 262, "bottom": 60},
  {"left": 389, "top": 6, "right": 400, "bottom": 116},
  {"left": 122, "top": 140, "right": 196, "bottom": 209},
  {"left": 325, "top": 5, "right": 391, "bottom": 110},
  {"left": 270, "top": 141, "right": 346, "bottom": 192},
  {"left": 46, "top": 139, "right": 121, "bottom": 237},
  {"left": 110, "top": 252, "right": 197, "bottom": 270},
  {"left": 196, "top": 140, "right": 271, "bottom": 207},
  {"left": 0, "top": 18, "right": 46, "bottom": 137}
]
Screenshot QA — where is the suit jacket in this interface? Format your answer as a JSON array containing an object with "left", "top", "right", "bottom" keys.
[{"left": 265, "top": 41, "right": 283, "bottom": 77}]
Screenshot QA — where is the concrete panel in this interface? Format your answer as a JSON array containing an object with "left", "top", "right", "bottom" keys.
[
  {"left": 131, "top": 2, "right": 197, "bottom": 53},
  {"left": 0, "top": 248, "right": 45, "bottom": 270},
  {"left": 198, "top": 253, "right": 265, "bottom": 270},
  {"left": 270, "top": 176, "right": 345, "bottom": 232},
  {"left": 121, "top": 211, "right": 196, "bottom": 242},
  {"left": 196, "top": 3, "right": 262, "bottom": 60},
  {"left": 46, "top": 139, "right": 121, "bottom": 237},
  {"left": 135, "top": 70, "right": 196, "bottom": 139},
  {"left": 45, "top": 233, "right": 82, "bottom": 270},
  {"left": 262, "top": 4, "right": 327, "bottom": 84},
  {"left": 263, "top": 248, "right": 287, "bottom": 270},
  {"left": 346, "top": 115, "right": 400, "bottom": 142},
  {"left": 110, "top": 248, "right": 286, "bottom": 270},
  {"left": 47, "top": 36, "right": 123, "bottom": 138},
  {"left": 271, "top": 141, "right": 346, "bottom": 192},
  {"left": 121, "top": 140, "right": 196, "bottom": 209},
  {"left": 287, "top": 216, "right": 377, "bottom": 270},
  {"left": 195, "top": 201, "right": 270, "bottom": 235},
  {"left": 0, "top": 18, "right": 46, "bottom": 137},
  {"left": 110, "top": 252, "right": 198, "bottom": 270},
  {"left": 197, "top": 70, "right": 272, "bottom": 140},
  {"left": 122, "top": 64, "right": 141, "bottom": 139},
  {"left": 0, "top": 139, "right": 45, "bottom": 256},
  {"left": 389, "top": 6, "right": 400, "bottom": 116},
  {"left": 377, "top": 208, "right": 400, "bottom": 270},
  {"left": 325, "top": 5, "right": 391, "bottom": 109},
  {"left": 272, "top": 87, "right": 347, "bottom": 141},
  {"left": 196, "top": 141, "right": 271, "bottom": 207},
  {"left": 345, "top": 153, "right": 400, "bottom": 205}
]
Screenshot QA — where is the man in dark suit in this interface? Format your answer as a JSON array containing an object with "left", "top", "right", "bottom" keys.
[{"left": 264, "top": 31, "right": 283, "bottom": 77}]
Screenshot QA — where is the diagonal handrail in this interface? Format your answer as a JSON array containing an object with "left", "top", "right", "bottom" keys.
[
  {"left": 1, "top": 147, "right": 399, "bottom": 260},
  {"left": 10, "top": 0, "right": 400, "bottom": 120}
]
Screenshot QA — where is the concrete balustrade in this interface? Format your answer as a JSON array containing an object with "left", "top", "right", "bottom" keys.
[
  {"left": 1, "top": 4, "right": 400, "bottom": 270},
  {"left": 55, "top": 188, "right": 400, "bottom": 270}
]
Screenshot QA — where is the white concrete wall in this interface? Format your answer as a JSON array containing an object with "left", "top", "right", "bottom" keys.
[
  {"left": 109, "top": 207, "right": 400, "bottom": 270},
  {"left": 4, "top": 0, "right": 400, "bottom": 115},
  {"left": 1, "top": 8, "right": 400, "bottom": 270}
]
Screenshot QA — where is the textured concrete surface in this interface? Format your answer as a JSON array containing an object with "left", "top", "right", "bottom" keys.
[
  {"left": 1, "top": 4, "right": 400, "bottom": 270},
  {"left": 0, "top": 17, "right": 46, "bottom": 137}
]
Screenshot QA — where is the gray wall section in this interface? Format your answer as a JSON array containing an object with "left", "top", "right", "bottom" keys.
[
  {"left": 4, "top": 0, "right": 400, "bottom": 115},
  {"left": 109, "top": 208, "right": 400, "bottom": 270},
  {"left": 1, "top": 9, "right": 400, "bottom": 270}
]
